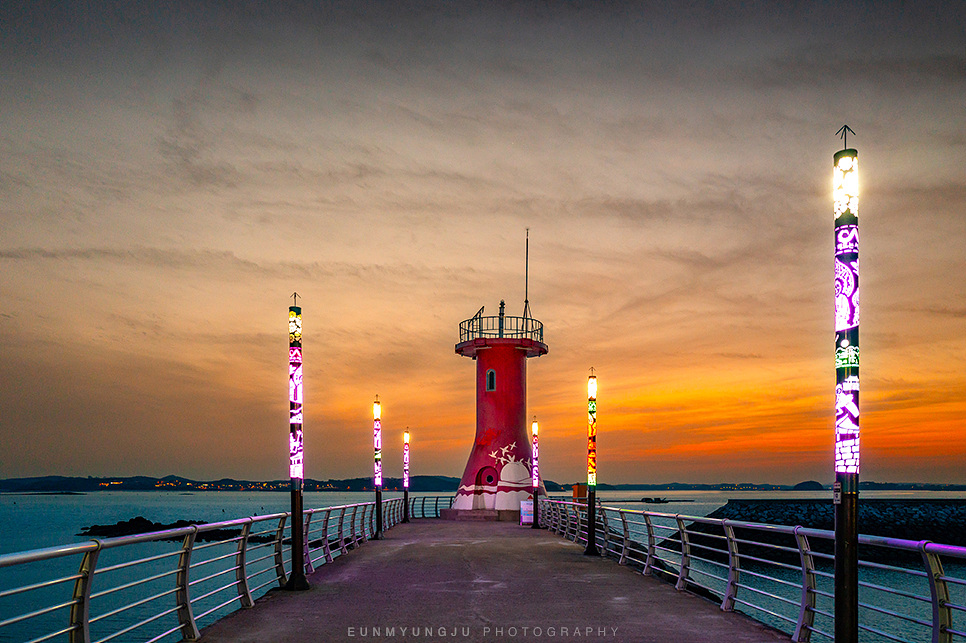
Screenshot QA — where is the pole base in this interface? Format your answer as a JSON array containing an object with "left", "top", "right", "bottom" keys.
[
  {"left": 283, "top": 573, "right": 310, "bottom": 591},
  {"left": 583, "top": 544, "right": 600, "bottom": 556}
]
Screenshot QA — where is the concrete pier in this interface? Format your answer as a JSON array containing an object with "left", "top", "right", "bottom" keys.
[{"left": 199, "top": 520, "right": 789, "bottom": 643}]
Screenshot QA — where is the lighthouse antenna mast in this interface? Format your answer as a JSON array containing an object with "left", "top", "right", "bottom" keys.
[{"left": 523, "top": 228, "right": 532, "bottom": 320}]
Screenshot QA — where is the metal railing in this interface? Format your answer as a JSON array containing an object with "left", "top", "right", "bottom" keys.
[
  {"left": 540, "top": 499, "right": 966, "bottom": 643},
  {"left": 458, "top": 315, "right": 543, "bottom": 343},
  {"left": 0, "top": 496, "right": 453, "bottom": 643}
]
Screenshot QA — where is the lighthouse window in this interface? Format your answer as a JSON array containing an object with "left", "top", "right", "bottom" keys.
[{"left": 486, "top": 369, "right": 496, "bottom": 391}]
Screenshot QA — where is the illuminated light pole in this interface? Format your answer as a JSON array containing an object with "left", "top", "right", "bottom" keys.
[
  {"left": 531, "top": 417, "right": 540, "bottom": 529},
  {"left": 284, "top": 294, "right": 309, "bottom": 591},
  {"left": 833, "top": 126, "right": 859, "bottom": 643},
  {"left": 584, "top": 369, "right": 600, "bottom": 556},
  {"left": 373, "top": 396, "right": 383, "bottom": 540},
  {"left": 403, "top": 428, "right": 411, "bottom": 523}
]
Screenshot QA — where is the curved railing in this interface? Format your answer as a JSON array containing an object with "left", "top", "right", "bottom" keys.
[
  {"left": 0, "top": 496, "right": 453, "bottom": 643},
  {"left": 540, "top": 499, "right": 966, "bottom": 643},
  {"left": 458, "top": 315, "right": 543, "bottom": 343}
]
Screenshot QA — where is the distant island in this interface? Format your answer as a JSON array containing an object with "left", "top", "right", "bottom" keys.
[{"left": 2, "top": 475, "right": 965, "bottom": 494}]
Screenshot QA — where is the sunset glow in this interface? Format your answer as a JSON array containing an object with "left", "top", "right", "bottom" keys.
[{"left": 0, "top": 3, "right": 963, "bottom": 486}]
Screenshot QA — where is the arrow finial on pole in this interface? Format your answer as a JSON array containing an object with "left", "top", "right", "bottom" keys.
[
  {"left": 836, "top": 125, "right": 856, "bottom": 150},
  {"left": 292, "top": 292, "right": 300, "bottom": 307}
]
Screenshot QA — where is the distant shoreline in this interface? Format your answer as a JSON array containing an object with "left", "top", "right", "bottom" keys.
[{"left": 3, "top": 475, "right": 965, "bottom": 494}]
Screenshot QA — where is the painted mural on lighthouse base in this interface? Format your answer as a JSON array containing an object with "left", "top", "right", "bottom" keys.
[{"left": 452, "top": 439, "right": 540, "bottom": 510}]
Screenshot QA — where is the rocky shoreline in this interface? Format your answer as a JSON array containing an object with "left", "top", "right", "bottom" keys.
[{"left": 706, "top": 499, "right": 966, "bottom": 547}]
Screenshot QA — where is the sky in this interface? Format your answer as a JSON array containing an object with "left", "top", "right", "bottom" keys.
[{"left": 1, "top": 1, "right": 964, "bottom": 485}]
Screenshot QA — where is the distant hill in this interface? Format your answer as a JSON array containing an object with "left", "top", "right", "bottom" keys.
[
  {"left": 0, "top": 475, "right": 463, "bottom": 493},
  {"left": 793, "top": 480, "right": 826, "bottom": 491}
]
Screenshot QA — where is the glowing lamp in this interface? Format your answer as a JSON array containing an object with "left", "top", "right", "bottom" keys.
[
  {"left": 373, "top": 396, "right": 382, "bottom": 487},
  {"left": 584, "top": 369, "right": 600, "bottom": 555},
  {"left": 832, "top": 133, "right": 861, "bottom": 641},
  {"left": 288, "top": 306, "right": 304, "bottom": 480},
  {"left": 403, "top": 429, "right": 410, "bottom": 489},
  {"left": 833, "top": 149, "right": 860, "bottom": 474},
  {"left": 531, "top": 418, "right": 539, "bottom": 489},
  {"left": 284, "top": 296, "right": 309, "bottom": 590},
  {"left": 587, "top": 372, "right": 597, "bottom": 488}
]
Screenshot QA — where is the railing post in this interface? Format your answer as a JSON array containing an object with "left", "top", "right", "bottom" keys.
[
  {"left": 792, "top": 526, "right": 816, "bottom": 643},
  {"left": 235, "top": 521, "right": 254, "bottom": 609},
  {"left": 721, "top": 521, "right": 740, "bottom": 612},
  {"left": 575, "top": 505, "right": 584, "bottom": 543},
  {"left": 303, "top": 512, "right": 315, "bottom": 574},
  {"left": 349, "top": 505, "right": 359, "bottom": 546},
  {"left": 643, "top": 514, "right": 656, "bottom": 576},
  {"left": 599, "top": 506, "right": 610, "bottom": 557},
  {"left": 322, "top": 509, "right": 334, "bottom": 563},
  {"left": 618, "top": 512, "right": 630, "bottom": 565},
  {"left": 338, "top": 507, "right": 348, "bottom": 555},
  {"left": 274, "top": 516, "right": 288, "bottom": 586},
  {"left": 921, "top": 542, "right": 953, "bottom": 643},
  {"left": 176, "top": 527, "right": 201, "bottom": 641},
  {"left": 422, "top": 496, "right": 428, "bottom": 519},
  {"left": 68, "top": 542, "right": 101, "bottom": 643},
  {"left": 361, "top": 504, "right": 370, "bottom": 542},
  {"left": 675, "top": 515, "right": 691, "bottom": 591}
]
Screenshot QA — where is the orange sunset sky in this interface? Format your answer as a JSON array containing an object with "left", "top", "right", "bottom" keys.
[{"left": 1, "top": 2, "right": 964, "bottom": 485}]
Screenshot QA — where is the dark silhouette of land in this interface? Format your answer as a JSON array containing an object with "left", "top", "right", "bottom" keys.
[{"left": 3, "top": 475, "right": 963, "bottom": 494}]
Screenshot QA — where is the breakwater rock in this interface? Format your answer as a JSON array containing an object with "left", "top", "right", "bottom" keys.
[{"left": 707, "top": 499, "right": 966, "bottom": 548}]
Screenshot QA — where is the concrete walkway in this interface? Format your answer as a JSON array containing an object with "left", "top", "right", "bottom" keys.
[{"left": 199, "top": 520, "right": 790, "bottom": 643}]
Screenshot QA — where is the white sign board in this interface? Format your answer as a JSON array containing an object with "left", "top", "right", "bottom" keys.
[{"left": 520, "top": 500, "right": 534, "bottom": 525}]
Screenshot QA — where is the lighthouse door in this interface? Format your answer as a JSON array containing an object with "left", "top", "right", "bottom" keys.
[{"left": 473, "top": 466, "right": 499, "bottom": 510}]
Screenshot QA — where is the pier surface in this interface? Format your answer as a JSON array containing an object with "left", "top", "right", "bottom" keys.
[{"left": 199, "top": 519, "right": 789, "bottom": 643}]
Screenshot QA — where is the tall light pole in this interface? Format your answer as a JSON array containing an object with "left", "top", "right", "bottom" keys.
[
  {"left": 531, "top": 417, "right": 540, "bottom": 529},
  {"left": 833, "top": 128, "right": 860, "bottom": 643},
  {"left": 373, "top": 396, "right": 383, "bottom": 540},
  {"left": 584, "top": 369, "right": 599, "bottom": 556},
  {"left": 284, "top": 294, "right": 309, "bottom": 590},
  {"left": 403, "top": 428, "right": 411, "bottom": 523}
]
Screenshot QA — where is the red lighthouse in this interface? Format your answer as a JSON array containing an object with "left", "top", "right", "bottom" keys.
[{"left": 448, "top": 300, "right": 547, "bottom": 518}]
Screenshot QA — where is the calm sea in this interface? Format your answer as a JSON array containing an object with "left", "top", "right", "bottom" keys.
[{"left": 4, "top": 487, "right": 966, "bottom": 555}]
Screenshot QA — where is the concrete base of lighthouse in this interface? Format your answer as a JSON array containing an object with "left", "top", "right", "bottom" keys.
[{"left": 440, "top": 508, "right": 521, "bottom": 522}]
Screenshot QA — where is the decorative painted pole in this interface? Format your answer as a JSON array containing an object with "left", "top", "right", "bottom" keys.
[
  {"left": 284, "top": 293, "right": 309, "bottom": 590},
  {"left": 373, "top": 396, "right": 383, "bottom": 539},
  {"left": 833, "top": 126, "right": 859, "bottom": 643},
  {"left": 403, "top": 428, "right": 410, "bottom": 523},
  {"left": 584, "top": 369, "right": 599, "bottom": 555},
  {"left": 531, "top": 417, "right": 540, "bottom": 529}
]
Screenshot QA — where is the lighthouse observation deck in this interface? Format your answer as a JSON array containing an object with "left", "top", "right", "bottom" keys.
[{"left": 458, "top": 314, "right": 544, "bottom": 343}]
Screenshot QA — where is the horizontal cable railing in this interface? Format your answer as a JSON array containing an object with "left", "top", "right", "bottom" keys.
[
  {"left": 458, "top": 315, "right": 544, "bottom": 343},
  {"left": 540, "top": 499, "right": 966, "bottom": 643},
  {"left": 0, "top": 495, "right": 453, "bottom": 643}
]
